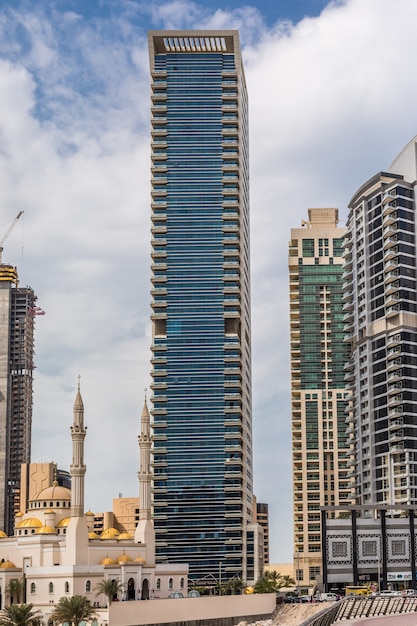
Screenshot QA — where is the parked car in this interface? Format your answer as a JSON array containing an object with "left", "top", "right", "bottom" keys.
[
  {"left": 379, "top": 590, "right": 400, "bottom": 597},
  {"left": 319, "top": 593, "right": 339, "bottom": 602}
]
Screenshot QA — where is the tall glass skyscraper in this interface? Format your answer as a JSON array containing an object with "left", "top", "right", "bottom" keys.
[
  {"left": 343, "top": 136, "right": 417, "bottom": 508},
  {"left": 148, "top": 31, "right": 254, "bottom": 583},
  {"left": 289, "top": 209, "right": 350, "bottom": 588}
]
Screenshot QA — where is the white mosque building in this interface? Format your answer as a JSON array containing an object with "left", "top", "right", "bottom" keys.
[{"left": 0, "top": 385, "right": 188, "bottom": 624}]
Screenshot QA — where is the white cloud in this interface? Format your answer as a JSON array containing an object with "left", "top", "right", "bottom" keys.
[{"left": 2, "top": 0, "right": 417, "bottom": 563}]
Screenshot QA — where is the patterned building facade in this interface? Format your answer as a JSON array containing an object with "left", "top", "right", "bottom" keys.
[{"left": 322, "top": 506, "right": 417, "bottom": 592}]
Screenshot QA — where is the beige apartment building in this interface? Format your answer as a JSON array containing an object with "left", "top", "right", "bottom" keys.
[{"left": 289, "top": 209, "right": 351, "bottom": 589}]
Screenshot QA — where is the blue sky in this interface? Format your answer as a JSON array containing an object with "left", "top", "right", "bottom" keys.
[{"left": 2, "top": 0, "right": 417, "bottom": 565}]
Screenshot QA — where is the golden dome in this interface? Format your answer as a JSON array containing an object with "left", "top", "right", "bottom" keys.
[
  {"left": 16, "top": 518, "right": 42, "bottom": 528},
  {"left": 1, "top": 560, "right": 16, "bottom": 569},
  {"left": 36, "top": 525, "right": 56, "bottom": 534},
  {"left": 89, "top": 531, "right": 100, "bottom": 539},
  {"left": 117, "top": 532, "right": 133, "bottom": 540},
  {"left": 135, "top": 557, "right": 146, "bottom": 564},
  {"left": 100, "top": 556, "right": 115, "bottom": 565},
  {"left": 15, "top": 511, "right": 23, "bottom": 518},
  {"left": 0, "top": 531, "right": 7, "bottom": 538},
  {"left": 56, "top": 517, "right": 70, "bottom": 528},
  {"left": 32, "top": 481, "right": 71, "bottom": 502},
  {"left": 85, "top": 510, "right": 94, "bottom": 517},
  {"left": 101, "top": 527, "right": 120, "bottom": 539},
  {"left": 117, "top": 554, "right": 132, "bottom": 564}
]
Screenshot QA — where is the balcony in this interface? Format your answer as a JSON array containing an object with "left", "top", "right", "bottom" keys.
[
  {"left": 386, "top": 304, "right": 400, "bottom": 318},
  {"left": 383, "top": 223, "right": 398, "bottom": 239},
  {"left": 387, "top": 333, "right": 401, "bottom": 348},
  {"left": 384, "top": 270, "right": 399, "bottom": 284},
  {"left": 383, "top": 235, "right": 399, "bottom": 250},
  {"left": 387, "top": 357, "right": 401, "bottom": 372},
  {"left": 382, "top": 201, "right": 397, "bottom": 217},
  {"left": 388, "top": 406, "right": 403, "bottom": 418},
  {"left": 383, "top": 246, "right": 399, "bottom": 262},
  {"left": 384, "top": 256, "right": 399, "bottom": 272},
  {"left": 386, "top": 293, "right": 400, "bottom": 308},
  {"left": 388, "top": 393, "right": 403, "bottom": 407},
  {"left": 388, "top": 383, "right": 403, "bottom": 395},
  {"left": 387, "top": 345, "right": 401, "bottom": 360},
  {"left": 382, "top": 210, "right": 398, "bottom": 227},
  {"left": 387, "top": 369, "right": 402, "bottom": 382},
  {"left": 389, "top": 430, "right": 404, "bottom": 442},
  {"left": 385, "top": 281, "right": 399, "bottom": 297}
]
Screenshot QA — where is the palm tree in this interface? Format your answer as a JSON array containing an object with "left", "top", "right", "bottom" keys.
[
  {"left": 50, "top": 595, "right": 96, "bottom": 626},
  {"left": 0, "top": 603, "right": 40, "bottom": 626},
  {"left": 5, "top": 579, "right": 25, "bottom": 605},
  {"left": 94, "top": 579, "right": 125, "bottom": 606},
  {"left": 279, "top": 574, "right": 296, "bottom": 589}
]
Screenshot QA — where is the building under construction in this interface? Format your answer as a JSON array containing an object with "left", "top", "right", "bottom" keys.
[{"left": 0, "top": 236, "right": 38, "bottom": 535}]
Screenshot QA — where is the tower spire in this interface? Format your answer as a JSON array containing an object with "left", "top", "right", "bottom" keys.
[
  {"left": 70, "top": 377, "right": 86, "bottom": 517},
  {"left": 138, "top": 391, "right": 151, "bottom": 521},
  {"left": 135, "top": 392, "right": 155, "bottom": 560},
  {"left": 65, "top": 378, "right": 89, "bottom": 565}
]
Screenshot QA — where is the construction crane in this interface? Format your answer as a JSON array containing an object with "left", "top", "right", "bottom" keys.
[{"left": 0, "top": 211, "right": 24, "bottom": 265}]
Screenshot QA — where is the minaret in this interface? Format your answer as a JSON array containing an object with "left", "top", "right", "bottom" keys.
[
  {"left": 135, "top": 393, "right": 155, "bottom": 562},
  {"left": 64, "top": 378, "right": 89, "bottom": 565},
  {"left": 70, "top": 377, "right": 86, "bottom": 517}
]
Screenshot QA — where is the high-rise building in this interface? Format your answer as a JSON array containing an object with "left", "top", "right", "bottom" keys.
[
  {"left": 288, "top": 209, "right": 350, "bottom": 587},
  {"left": 343, "top": 136, "right": 417, "bottom": 508},
  {"left": 255, "top": 500, "right": 269, "bottom": 566},
  {"left": 148, "top": 30, "right": 255, "bottom": 583},
  {"left": 0, "top": 261, "right": 37, "bottom": 535}
]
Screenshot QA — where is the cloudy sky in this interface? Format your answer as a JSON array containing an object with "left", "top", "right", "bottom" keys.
[{"left": 1, "top": 0, "right": 417, "bottom": 564}]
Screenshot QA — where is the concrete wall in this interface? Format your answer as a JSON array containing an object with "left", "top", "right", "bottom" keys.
[{"left": 109, "top": 593, "right": 276, "bottom": 626}]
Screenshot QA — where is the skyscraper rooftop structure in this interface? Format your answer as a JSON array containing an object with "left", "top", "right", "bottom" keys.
[
  {"left": 343, "top": 136, "right": 417, "bottom": 508},
  {"left": 0, "top": 260, "right": 37, "bottom": 535},
  {"left": 289, "top": 209, "right": 350, "bottom": 588},
  {"left": 148, "top": 30, "right": 255, "bottom": 583}
]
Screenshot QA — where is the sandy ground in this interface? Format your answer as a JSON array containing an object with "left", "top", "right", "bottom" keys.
[
  {"left": 272, "top": 602, "right": 329, "bottom": 625},
  {"left": 237, "top": 602, "right": 330, "bottom": 626}
]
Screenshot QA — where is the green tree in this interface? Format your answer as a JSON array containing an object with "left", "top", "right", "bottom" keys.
[
  {"left": 254, "top": 577, "right": 277, "bottom": 594},
  {"left": 0, "top": 603, "right": 40, "bottom": 626},
  {"left": 224, "top": 577, "right": 244, "bottom": 595},
  {"left": 279, "top": 574, "right": 296, "bottom": 589},
  {"left": 254, "top": 570, "right": 296, "bottom": 594},
  {"left": 50, "top": 595, "right": 96, "bottom": 626},
  {"left": 5, "top": 579, "right": 25, "bottom": 605},
  {"left": 94, "top": 579, "right": 125, "bottom": 606}
]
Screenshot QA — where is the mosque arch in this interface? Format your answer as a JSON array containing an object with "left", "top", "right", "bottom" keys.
[
  {"left": 141, "top": 578, "right": 149, "bottom": 600},
  {"left": 127, "top": 578, "right": 135, "bottom": 600}
]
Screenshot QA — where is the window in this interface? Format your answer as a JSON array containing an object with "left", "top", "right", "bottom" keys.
[
  {"left": 30, "top": 582, "right": 36, "bottom": 594},
  {"left": 309, "top": 567, "right": 320, "bottom": 580},
  {"left": 49, "top": 582, "right": 54, "bottom": 594},
  {"left": 169, "top": 578, "right": 173, "bottom": 590},
  {"left": 180, "top": 577, "right": 185, "bottom": 589},
  {"left": 85, "top": 580, "right": 91, "bottom": 593},
  {"left": 156, "top": 578, "right": 161, "bottom": 590},
  {"left": 65, "top": 581, "right": 70, "bottom": 594}
]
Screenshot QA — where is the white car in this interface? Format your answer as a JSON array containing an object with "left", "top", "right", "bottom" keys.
[
  {"left": 379, "top": 590, "right": 400, "bottom": 597},
  {"left": 320, "top": 593, "right": 338, "bottom": 602}
]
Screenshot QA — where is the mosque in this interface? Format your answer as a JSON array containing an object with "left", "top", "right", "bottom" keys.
[{"left": 0, "top": 385, "right": 188, "bottom": 624}]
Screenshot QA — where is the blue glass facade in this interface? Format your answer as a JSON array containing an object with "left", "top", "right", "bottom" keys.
[{"left": 148, "top": 32, "right": 253, "bottom": 583}]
